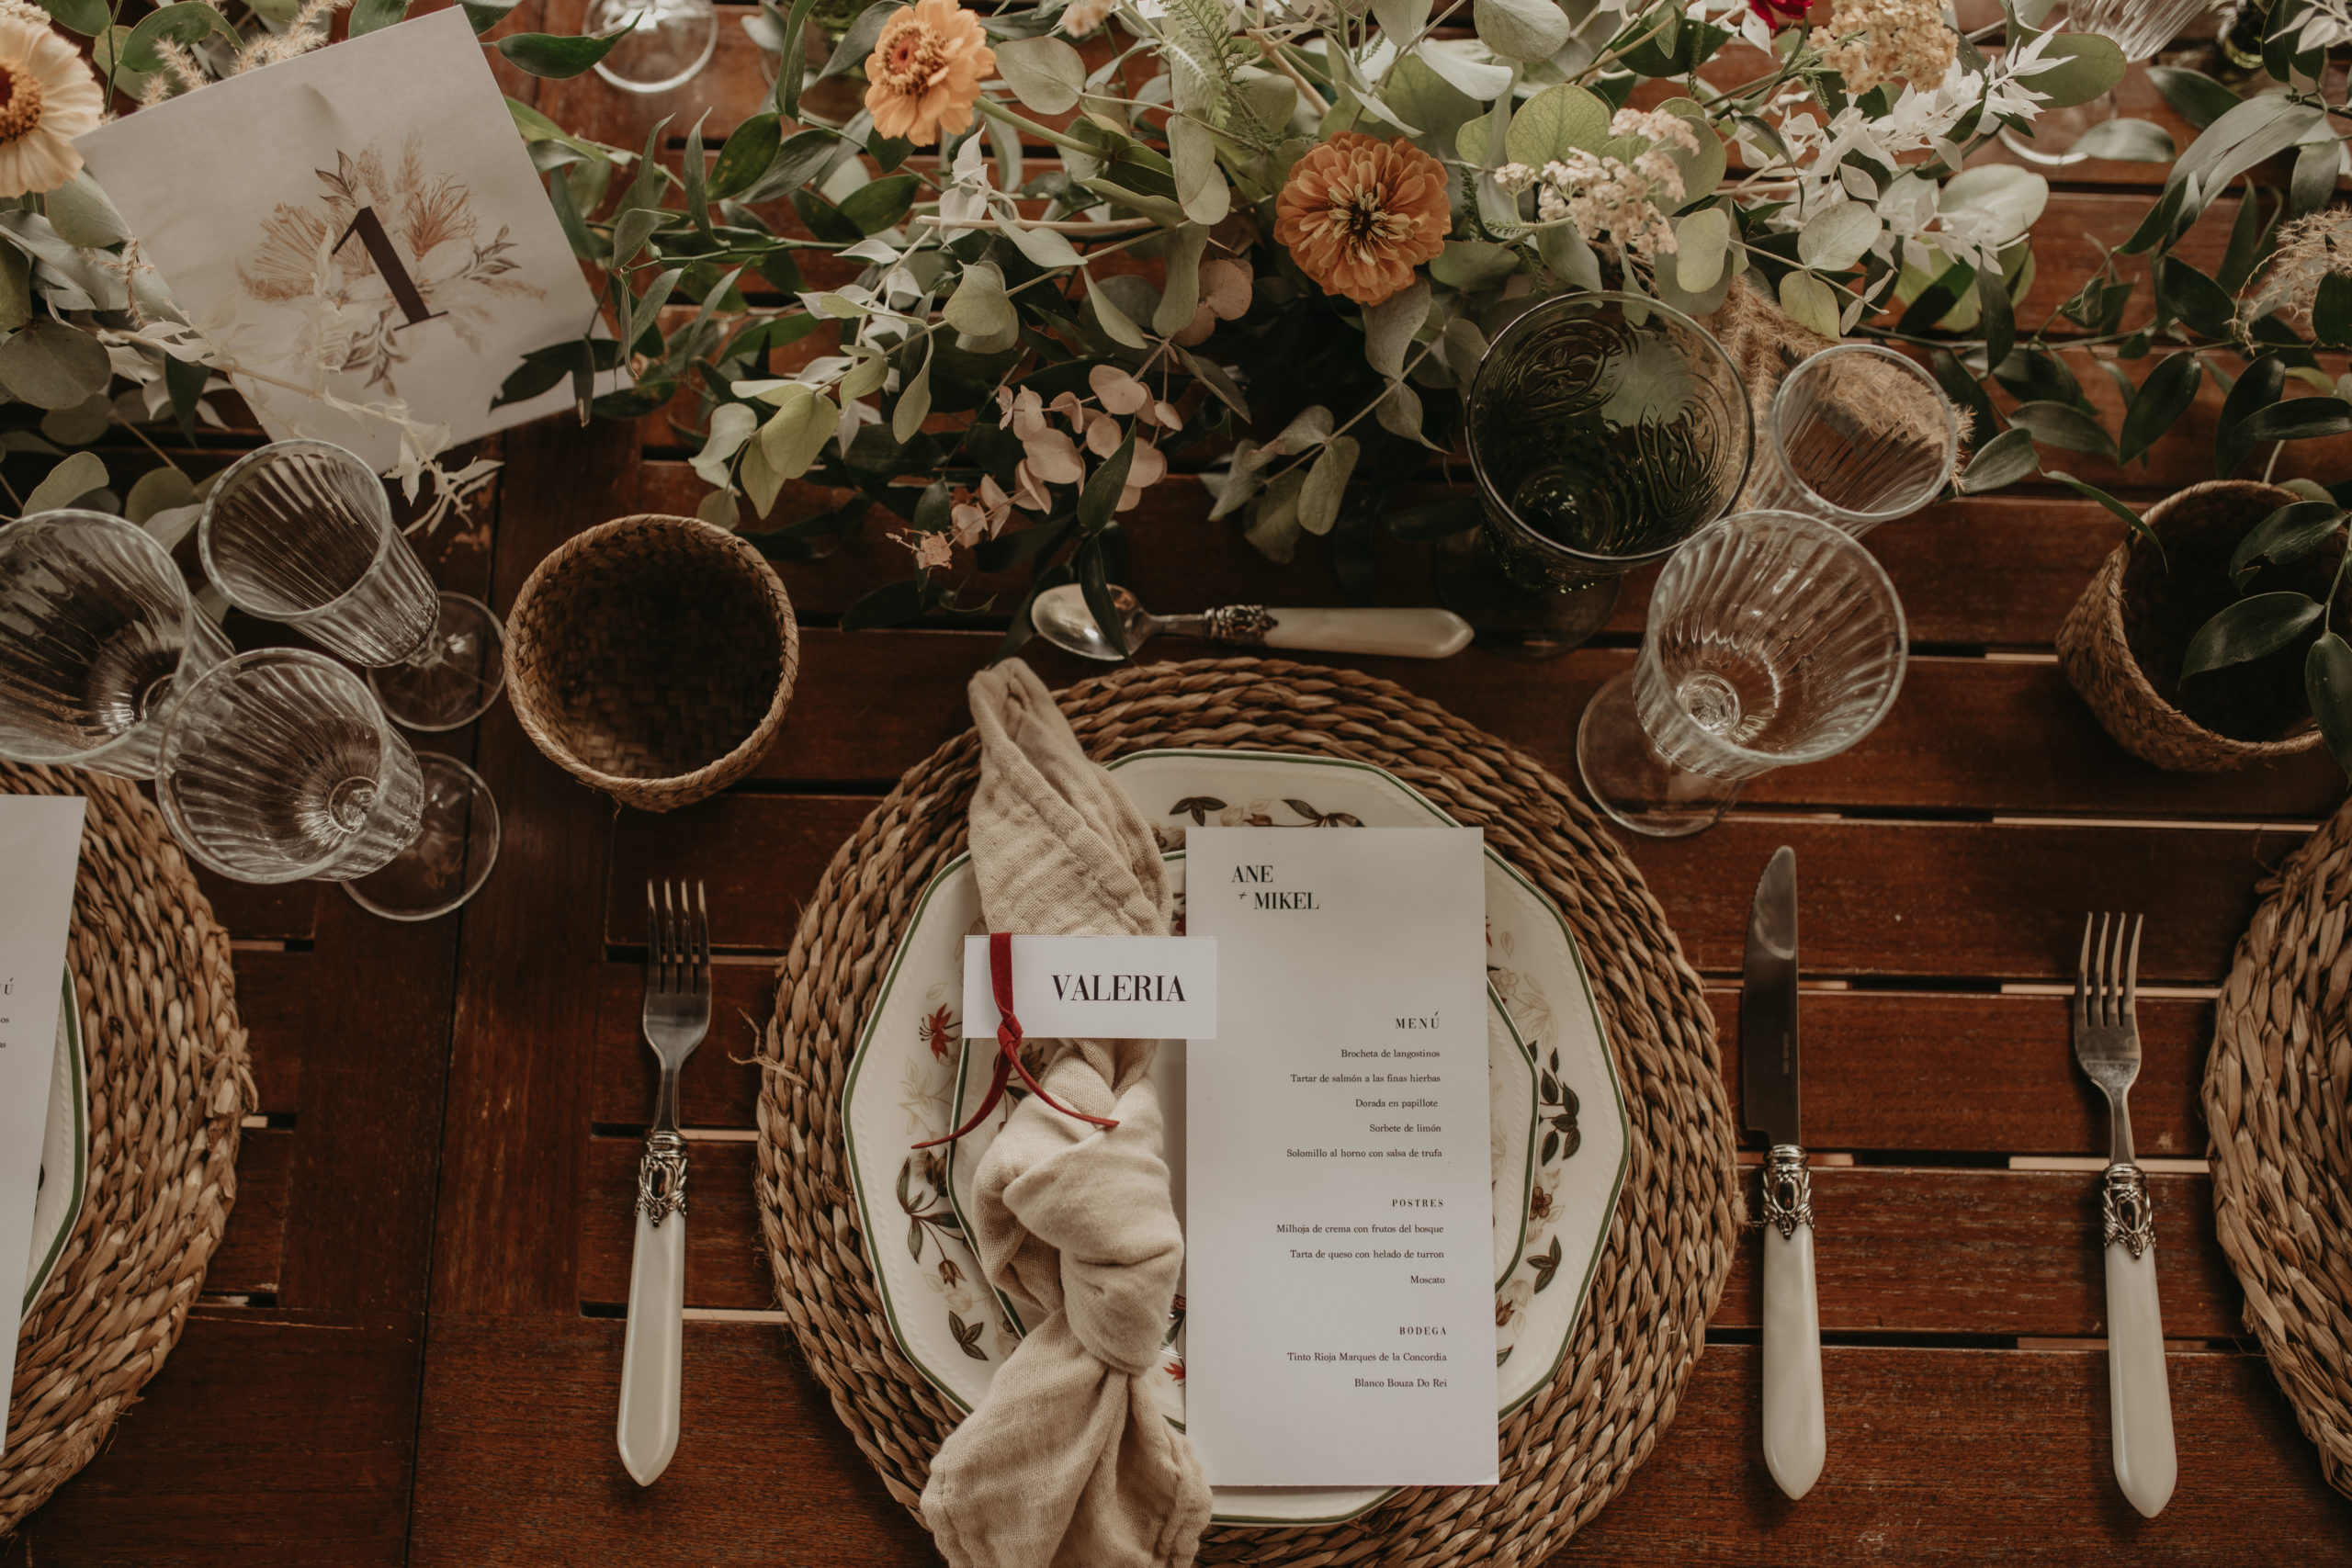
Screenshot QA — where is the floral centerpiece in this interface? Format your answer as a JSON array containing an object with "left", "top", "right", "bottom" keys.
[{"left": 4, "top": 0, "right": 2352, "bottom": 757}]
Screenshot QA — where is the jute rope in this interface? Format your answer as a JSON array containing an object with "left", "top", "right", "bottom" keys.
[
  {"left": 1, "top": 762, "right": 251, "bottom": 1535},
  {"left": 2209, "top": 795, "right": 2352, "bottom": 1500},
  {"left": 754, "top": 658, "right": 1736, "bottom": 1564}
]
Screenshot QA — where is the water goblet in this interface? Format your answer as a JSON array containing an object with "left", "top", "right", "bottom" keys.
[
  {"left": 199, "top": 438, "right": 505, "bottom": 731},
  {"left": 589, "top": 0, "right": 718, "bottom": 93},
  {"left": 1445, "top": 289, "right": 1752, "bottom": 657},
  {"left": 0, "top": 509, "right": 233, "bottom": 779},
  {"left": 1576, "top": 510, "right": 1908, "bottom": 838},
  {"left": 1746, "top": 344, "right": 1961, "bottom": 536},
  {"left": 153, "top": 648, "right": 499, "bottom": 919},
  {"left": 1999, "top": 0, "right": 2215, "bottom": 166}
]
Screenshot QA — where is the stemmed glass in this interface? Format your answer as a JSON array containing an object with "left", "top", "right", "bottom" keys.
[
  {"left": 1576, "top": 510, "right": 1909, "bottom": 838},
  {"left": 1747, "top": 345, "right": 1961, "bottom": 536},
  {"left": 0, "top": 510, "right": 232, "bottom": 779},
  {"left": 1444, "top": 290, "right": 1752, "bottom": 657},
  {"left": 588, "top": 0, "right": 718, "bottom": 93},
  {"left": 153, "top": 649, "right": 498, "bottom": 920},
  {"left": 200, "top": 439, "right": 505, "bottom": 732},
  {"left": 1999, "top": 0, "right": 2214, "bottom": 166}
]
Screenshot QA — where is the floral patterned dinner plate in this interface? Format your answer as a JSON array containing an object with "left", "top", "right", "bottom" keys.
[
  {"left": 838, "top": 750, "right": 1630, "bottom": 1527},
  {"left": 26, "top": 970, "right": 85, "bottom": 1314}
]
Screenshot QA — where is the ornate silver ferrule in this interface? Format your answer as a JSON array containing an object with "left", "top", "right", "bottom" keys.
[
  {"left": 638, "top": 1129, "right": 689, "bottom": 1226},
  {"left": 1760, "top": 1145, "right": 1814, "bottom": 1239},
  {"left": 2101, "top": 1162, "right": 2154, "bottom": 1260},
  {"left": 1203, "top": 604, "right": 1275, "bottom": 646}
]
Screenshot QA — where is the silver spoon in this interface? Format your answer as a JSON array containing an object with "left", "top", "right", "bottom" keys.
[{"left": 1030, "top": 583, "right": 1473, "bottom": 661}]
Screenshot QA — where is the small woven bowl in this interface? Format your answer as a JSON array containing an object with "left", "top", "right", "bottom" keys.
[
  {"left": 505, "top": 514, "right": 798, "bottom": 812},
  {"left": 2056, "top": 479, "right": 2324, "bottom": 773}
]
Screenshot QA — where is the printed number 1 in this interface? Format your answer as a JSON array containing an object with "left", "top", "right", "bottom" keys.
[{"left": 334, "top": 206, "right": 444, "bottom": 328}]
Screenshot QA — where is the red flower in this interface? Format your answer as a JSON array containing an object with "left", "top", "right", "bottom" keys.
[
  {"left": 1748, "top": 0, "right": 1810, "bottom": 22},
  {"left": 923, "top": 1005, "right": 957, "bottom": 1061}
]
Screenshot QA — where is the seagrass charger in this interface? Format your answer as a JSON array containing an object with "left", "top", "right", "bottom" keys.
[
  {"left": 2210, "top": 793, "right": 2352, "bottom": 1501},
  {"left": 0, "top": 762, "right": 251, "bottom": 1534},
  {"left": 754, "top": 657, "right": 1738, "bottom": 1562}
]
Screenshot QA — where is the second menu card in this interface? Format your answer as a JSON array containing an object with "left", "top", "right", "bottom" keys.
[{"left": 1183, "top": 826, "right": 1498, "bottom": 1487}]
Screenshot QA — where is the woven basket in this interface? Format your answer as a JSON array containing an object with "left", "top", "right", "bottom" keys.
[
  {"left": 2209, "top": 793, "right": 2352, "bottom": 1501},
  {"left": 2, "top": 763, "right": 250, "bottom": 1535},
  {"left": 2056, "top": 479, "right": 2325, "bottom": 772},
  {"left": 504, "top": 513, "right": 799, "bottom": 812},
  {"left": 754, "top": 657, "right": 1737, "bottom": 1566}
]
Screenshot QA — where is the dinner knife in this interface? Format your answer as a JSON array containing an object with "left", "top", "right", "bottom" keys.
[{"left": 1744, "top": 845, "right": 1825, "bottom": 1501}]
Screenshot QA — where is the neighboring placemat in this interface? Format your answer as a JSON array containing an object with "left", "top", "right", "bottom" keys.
[
  {"left": 0, "top": 763, "right": 252, "bottom": 1535},
  {"left": 2209, "top": 795, "right": 2352, "bottom": 1502},
  {"left": 755, "top": 658, "right": 1736, "bottom": 1563}
]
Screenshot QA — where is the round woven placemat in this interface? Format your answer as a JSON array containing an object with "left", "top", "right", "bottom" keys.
[
  {"left": 2209, "top": 794, "right": 2352, "bottom": 1501},
  {"left": 1, "top": 763, "right": 251, "bottom": 1535},
  {"left": 755, "top": 657, "right": 1736, "bottom": 1562}
]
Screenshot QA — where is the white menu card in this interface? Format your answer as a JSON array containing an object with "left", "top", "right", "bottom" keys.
[
  {"left": 1183, "top": 827, "right": 1498, "bottom": 1487},
  {"left": 0, "top": 794, "right": 86, "bottom": 1454}
]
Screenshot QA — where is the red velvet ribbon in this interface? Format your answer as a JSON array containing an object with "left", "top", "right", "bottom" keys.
[{"left": 913, "top": 931, "right": 1121, "bottom": 1149}]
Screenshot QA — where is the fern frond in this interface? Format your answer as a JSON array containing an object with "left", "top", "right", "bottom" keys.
[{"left": 1159, "top": 0, "right": 1282, "bottom": 153}]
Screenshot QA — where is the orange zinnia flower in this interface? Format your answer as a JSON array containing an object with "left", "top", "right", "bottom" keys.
[
  {"left": 1273, "top": 133, "right": 1452, "bottom": 308},
  {"left": 864, "top": 0, "right": 995, "bottom": 147}
]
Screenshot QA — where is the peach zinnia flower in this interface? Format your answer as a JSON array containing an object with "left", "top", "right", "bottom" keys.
[
  {"left": 1273, "top": 133, "right": 1451, "bottom": 308},
  {"left": 0, "top": 15, "right": 100, "bottom": 199},
  {"left": 865, "top": 0, "right": 995, "bottom": 148}
]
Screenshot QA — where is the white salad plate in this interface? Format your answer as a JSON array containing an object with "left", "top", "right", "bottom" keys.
[
  {"left": 839, "top": 750, "right": 1628, "bottom": 1526},
  {"left": 26, "top": 971, "right": 86, "bottom": 1314}
]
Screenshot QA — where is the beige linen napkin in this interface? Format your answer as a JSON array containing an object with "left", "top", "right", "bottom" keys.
[{"left": 919, "top": 659, "right": 1213, "bottom": 1568}]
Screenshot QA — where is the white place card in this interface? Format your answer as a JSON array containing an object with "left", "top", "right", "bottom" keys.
[
  {"left": 961, "top": 935, "right": 1216, "bottom": 1041},
  {"left": 0, "top": 794, "right": 86, "bottom": 1455},
  {"left": 1182, "top": 826, "right": 1498, "bottom": 1487}
]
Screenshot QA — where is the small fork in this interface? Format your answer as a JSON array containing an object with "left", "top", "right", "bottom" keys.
[
  {"left": 2072, "top": 912, "right": 2175, "bottom": 1518},
  {"left": 618, "top": 881, "right": 710, "bottom": 1488}
]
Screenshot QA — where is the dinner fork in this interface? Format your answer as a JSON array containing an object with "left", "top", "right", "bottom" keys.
[
  {"left": 618, "top": 881, "right": 710, "bottom": 1487},
  {"left": 2073, "top": 912, "right": 2176, "bottom": 1518}
]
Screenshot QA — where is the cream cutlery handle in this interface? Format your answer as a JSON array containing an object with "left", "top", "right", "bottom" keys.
[
  {"left": 1761, "top": 1164, "right": 1825, "bottom": 1500},
  {"left": 1261, "top": 607, "right": 1474, "bottom": 659},
  {"left": 2103, "top": 1166, "right": 2175, "bottom": 1517},
  {"left": 617, "top": 1143, "right": 686, "bottom": 1486}
]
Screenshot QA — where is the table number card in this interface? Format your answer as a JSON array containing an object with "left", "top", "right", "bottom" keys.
[
  {"left": 0, "top": 794, "right": 86, "bottom": 1455},
  {"left": 1182, "top": 826, "right": 1498, "bottom": 1487}
]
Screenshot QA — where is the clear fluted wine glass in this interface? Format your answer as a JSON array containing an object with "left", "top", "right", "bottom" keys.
[
  {"left": 200, "top": 439, "right": 505, "bottom": 731},
  {"left": 1747, "top": 345, "right": 1961, "bottom": 536},
  {"left": 1442, "top": 290, "right": 1752, "bottom": 657},
  {"left": 154, "top": 648, "right": 500, "bottom": 919},
  {"left": 0, "top": 509, "right": 233, "bottom": 779},
  {"left": 1576, "top": 510, "right": 1908, "bottom": 838},
  {"left": 589, "top": 0, "right": 718, "bottom": 93},
  {"left": 2000, "top": 0, "right": 2214, "bottom": 166}
]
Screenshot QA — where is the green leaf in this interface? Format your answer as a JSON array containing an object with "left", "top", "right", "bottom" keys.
[
  {"left": 124, "top": 465, "right": 196, "bottom": 525},
  {"left": 1930, "top": 346, "right": 1999, "bottom": 439},
  {"left": 839, "top": 173, "right": 919, "bottom": 233},
  {"left": 496, "top": 28, "right": 634, "bottom": 78},
  {"left": 2238, "top": 396, "right": 2352, "bottom": 442},
  {"left": 164, "top": 353, "right": 206, "bottom": 436},
  {"left": 1976, "top": 267, "right": 2015, "bottom": 378},
  {"left": 2008, "top": 400, "right": 2114, "bottom": 459},
  {"left": 1076, "top": 535, "right": 1128, "bottom": 657},
  {"left": 789, "top": 188, "right": 865, "bottom": 246},
  {"left": 39, "top": 390, "right": 108, "bottom": 446},
  {"left": 36, "top": 0, "right": 107, "bottom": 35},
  {"left": 776, "top": 0, "right": 816, "bottom": 118},
  {"left": 20, "top": 451, "right": 107, "bottom": 515},
  {"left": 2219, "top": 184, "right": 2274, "bottom": 295},
  {"left": 2145, "top": 64, "right": 2239, "bottom": 130},
  {"left": 2217, "top": 354, "right": 2286, "bottom": 476},
  {"left": 42, "top": 175, "right": 129, "bottom": 249},
  {"left": 459, "top": 0, "right": 521, "bottom": 31},
  {"left": 944, "top": 261, "right": 1015, "bottom": 338},
  {"left": 1169, "top": 115, "right": 1230, "bottom": 227},
  {"left": 348, "top": 0, "right": 408, "bottom": 36},
  {"left": 1505, "top": 84, "right": 1611, "bottom": 166},
  {"left": 1298, "top": 435, "right": 1360, "bottom": 536},
  {"left": 892, "top": 341, "right": 932, "bottom": 444},
  {"left": 2305, "top": 632, "right": 2352, "bottom": 779},
  {"left": 1898, "top": 261, "right": 1977, "bottom": 336},
  {"left": 2025, "top": 32, "right": 2126, "bottom": 107},
  {"left": 1078, "top": 431, "right": 1136, "bottom": 533},
  {"left": 1959, "top": 426, "right": 2038, "bottom": 493},
  {"left": 2230, "top": 500, "right": 2345, "bottom": 585},
  {"left": 0, "top": 321, "right": 109, "bottom": 410},
  {"left": 2156, "top": 257, "right": 2235, "bottom": 339},
  {"left": 2313, "top": 271, "right": 2352, "bottom": 345},
  {"left": 1778, "top": 270, "right": 1840, "bottom": 341},
  {"left": 2118, "top": 352, "right": 2201, "bottom": 465},
  {"left": 996, "top": 34, "right": 1085, "bottom": 115},
  {"left": 2292, "top": 136, "right": 2342, "bottom": 217},
  {"left": 2183, "top": 591, "right": 2324, "bottom": 677},
  {"left": 708, "top": 114, "right": 781, "bottom": 201},
  {"left": 122, "top": 3, "right": 239, "bottom": 71},
  {"left": 1797, "top": 202, "right": 1879, "bottom": 274},
  {"left": 1474, "top": 0, "right": 1570, "bottom": 58},
  {"left": 2066, "top": 118, "right": 2174, "bottom": 162},
  {"left": 2047, "top": 468, "right": 2161, "bottom": 552},
  {"left": 817, "top": 0, "right": 896, "bottom": 80}
]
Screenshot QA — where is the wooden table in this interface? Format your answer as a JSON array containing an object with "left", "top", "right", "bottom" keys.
[{"left": 11, "top": 16, "right": 2352, "bottom": 1563}]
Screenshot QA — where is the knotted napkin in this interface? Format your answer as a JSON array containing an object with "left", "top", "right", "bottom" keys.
[{"left": 919, "top": 659, "right": 1213, "bottom": 1568}]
